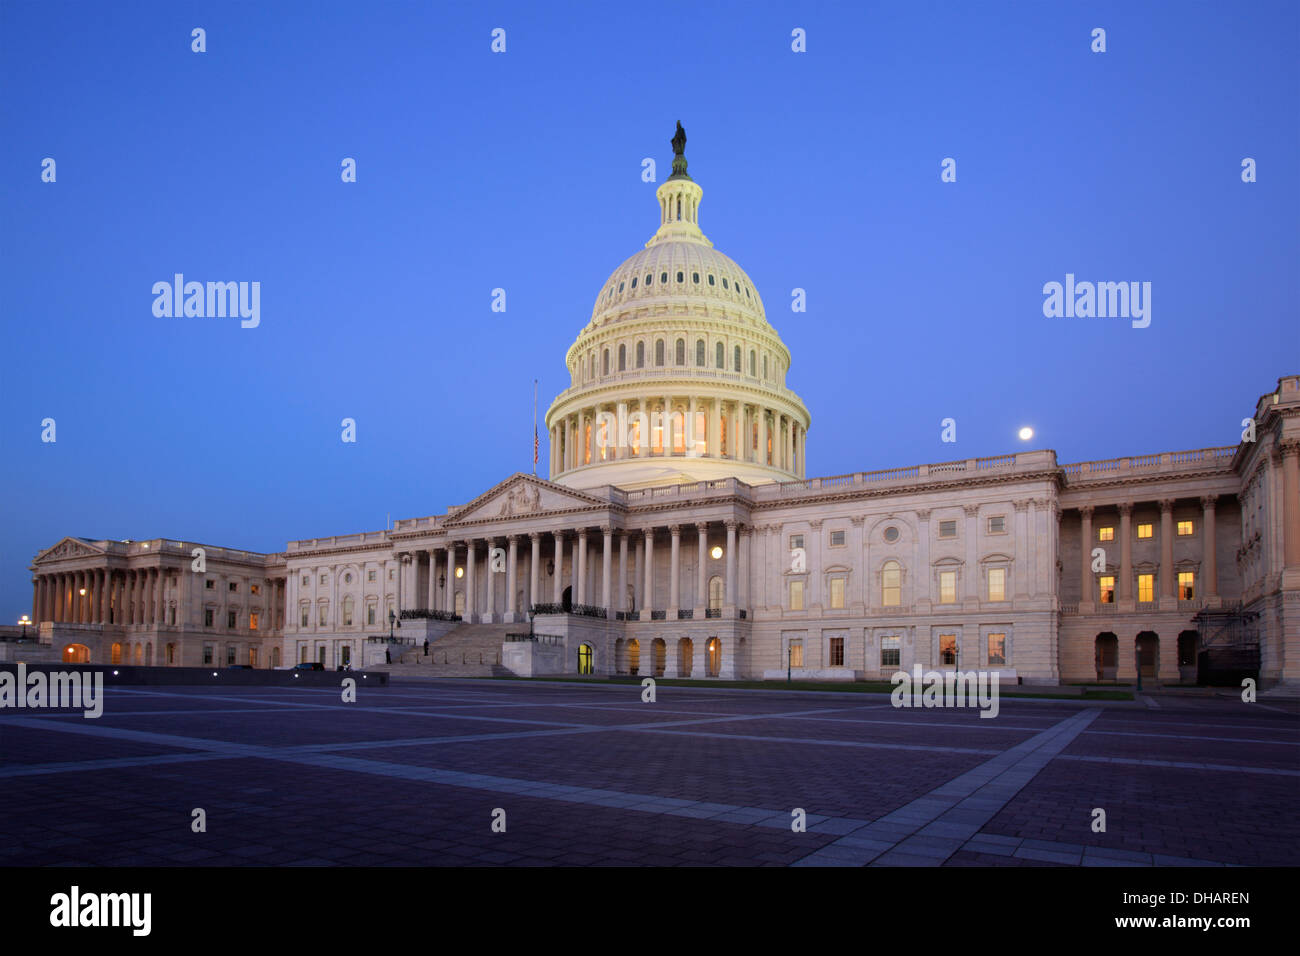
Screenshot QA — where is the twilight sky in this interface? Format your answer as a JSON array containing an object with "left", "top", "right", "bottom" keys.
[{"left": 1, "top": 0, "right": 1297, "bottom": 621}]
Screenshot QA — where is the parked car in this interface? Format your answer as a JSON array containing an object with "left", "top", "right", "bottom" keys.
[{"left": 293, "top": 662, "right": 325, "bottom": 672}]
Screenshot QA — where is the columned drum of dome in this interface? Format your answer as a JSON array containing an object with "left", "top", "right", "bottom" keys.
[{"left": 546, "top": 123, "right": 811, "bottom": 490}]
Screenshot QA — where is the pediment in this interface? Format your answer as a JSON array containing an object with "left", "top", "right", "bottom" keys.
[
  {"left": 446, "top": 474, "right": 611, "bottom": 525},
  {"left": 35, "top": 536, "right": 105, "bottom": 563}
]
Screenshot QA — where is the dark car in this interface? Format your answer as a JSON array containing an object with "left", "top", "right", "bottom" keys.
[
  {"left": 226, "top": 664, "right": 253, "bottom": 670},
  {"left": 293, "top": 662, "right": 325, "bottom": 672}
]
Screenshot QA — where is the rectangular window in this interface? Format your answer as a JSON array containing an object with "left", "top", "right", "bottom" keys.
[
  {"left": 302, "top": 575, "right": 309, "bottom": 586},
  {"left": 880, "top": 636, "right": 901, "bottom": 668},
  {"left": 829, "top": 530, "right": 845, "bottom": 547},
  {"left": 300, "top": 607, "right": 309, "bottom": 627},
  {"left": 229, "top": 581, "right": 238, "bottom": 592},
  {"left": 1099, "top": 575, "right": 1115, "bottom": 604},
  {"left": 1177, "top": 520, "right": 1194, "bottom": 536},
  {"left": 320, "top": 574, "right": 328, "bottom": 585},
  {"left": 203, "top": 644, "right": 213, "bottom": 665},
  {"left": 988, "top": 568, "right": 1005, "bottom": 602},
  {"left": 1138, "top": 574, "right": 1154, "bottom": 602},
  {"left": 828, "top": 578, "right": 845, "bottom": 609},
  {"left": 789, "top": 640, "right": 804, "bottom": 668},
  {"left": 226, "top": 645, "right": 236, "bottom": 665},
  {"left": 343, "top": 603, "right": 353, "bottom": 626},
  {"left": 829, "top": 637, "right": 844, "bottom": 666},
  {"left": 318, "top": 605, "right": 328, "bottom": 626},
  {"left": 1098, "top": 527, "right": 1114, "bottom": 541},
  {"left": 367, "top": 605, "right": 376, "bottom": 625},
  {"left": 938, "top": 520, "right": 957, "bottom": 538},
  {"left": 940, "top": 634, "right": 958, "bottom": 666},
  {"left": 205, "top": 579, "right": 215, "bottom": 590},
  {"left": 987, "top": 516, "right": 1005, "bottom": 534},
  {"left": 1137, "top": 523, "right": 1153, "bottom": 539},
  {"left": 227, "top": 610, "right": 237, "bottom": 629},
  {"left": 987, "top": 633, "right": 1007, "bottom": 666},
  {"left": 789, "top": 580, "right": 805, "bottom": 610},
  {"left": 368, "top": 570, "right": 376, "bottom": 582},
  {"left": 939, "top": 571, "right": 957, "bottom": 604},
  {"left": 389, "top": 569, "right": 395, "bottom": 581},
  {"left": 249, "top": 612, "right": 259, "bottom": 631},
  {"left": 1178, "top": 572, "right": 1195, "bottom": 600},
  {"left": 789, "top": 534, "right": 804, "bottom": 550},
  {"left": 250, "top": 583, "right": 260, "bottom": 595},
  {"left": 204, "top": 608, "right": 214, "bottom": 627}
]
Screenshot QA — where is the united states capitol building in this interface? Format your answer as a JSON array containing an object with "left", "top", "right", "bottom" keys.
[{"left": 25, "top": 127, "right": 1300, "bottom": 688}]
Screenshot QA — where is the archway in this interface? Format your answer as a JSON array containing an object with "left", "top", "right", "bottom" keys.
[
  {"left": 706, "top": 637, "right": 721, "bottom": 677},
  {"left": 614, "top": 638, "right": 627, "bottom": 675},
  {"left": 62, "top": 643, "right": 90, "bottom": 664},
  {"left": 145, "top": 642, "right": 153, "bottom": 666},
  {"left": 562, "top": 586, "right": 572, "bottom": 613},
  {"left": 678, "top": 637, "right": 694, "bottom": 677},
  {"left": 1094, "top": 632, "right": 1117, "bottom": 681},
  {"left": 651, "top": 638, "right": 666, "bottom": 677},
  {"left": 1135, "top": 631, "right": 1159, "bottom": 680},
  {"left": 1177, "top": 630, "right": 1199, "bottom": 684},
  {"left": 133, "top": 644, "right": 143, "bottom": 665},
  {"left": 110, "top": 642, "right": 122, "bottom": 665},
  {"left": 578, "top": 643, "right": 594, "bottom": 675},
  {"left": 627, "top": 639, "right": 641, "bottom": 676}
]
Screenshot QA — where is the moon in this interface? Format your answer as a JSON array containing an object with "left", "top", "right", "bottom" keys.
[{"left": 1018, "top": 426, "right": 1034, "bottom": 441}]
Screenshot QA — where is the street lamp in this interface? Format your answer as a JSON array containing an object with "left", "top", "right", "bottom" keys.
[
  {"left": 388, "top": 608, "right": 399, "bottom": 642},
  {"left": 17, "top": 615, "right": 31, "bottom": 640}
]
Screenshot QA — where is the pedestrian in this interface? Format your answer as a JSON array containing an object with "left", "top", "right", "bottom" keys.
[
  {"left": 424, "top": 638, "right": 429, "bottom": 656},
  {"left": 385, "top": 648, "right": 391, "bottom": 664}
]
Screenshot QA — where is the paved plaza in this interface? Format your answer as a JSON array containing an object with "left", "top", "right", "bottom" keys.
[{"left": 0, "top": 679, "right": 1296, "bottom": 867}]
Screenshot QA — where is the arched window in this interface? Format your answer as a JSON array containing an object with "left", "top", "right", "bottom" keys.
[
  {"left": 708, "top": 575, "right": 724, "bottom": 610},
  {"left": 603, "top": 350, "right": 610, "bottom": 376},
  {"left": 733, "top": 346, "right": 741, "bottom": 372},
  {"left": 882, "top": 561, "right": 901, "bottom": 607},
  {"left": 716, "top": 342, "right": 724, "bottom": 368},
  {"left": 636, "top": 342, "right": 645, "bottom": 368},
  {"left": 645, "top": 273, "right": 652, "bottom": 286},
  {"left": 676, "top": 270, "right": 684, "bottom": 283},
  {"left": 618, "top": 344, "right": 626, "bottom": 371},
  {"left": 749, "top": 350, "right": 756, "bottom": 376},
  {"left": 696, "top": 339, "right": 705, "bottom": 366},
  {"left": 631, "top": 276, "right": 637, "bottom": 289},
  {"left": 763, "top": 355, "right": 768, "bottom": 379},
  {"left": 655, "top": 339, "right": 665, "bottom": 366},
  {"left": 675, "top": 338, "right": 685, "bottom": 365},
  {"left": 578, "top": 643, "right": 594, "bottom": 675}
]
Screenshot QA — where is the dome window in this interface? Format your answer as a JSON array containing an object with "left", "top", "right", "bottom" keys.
[
  {"left": 744, "top": 286, "right": 750, "bottom": 297},
  {"left": 696, "top": 339, "right": 705, "bottom": 366},
  {"left": 722, "top": 278, "right": 729, "bottom": 290},
  {"left": 692, "top": 272, "right": 700, "bottom": 284},
  {"left": 645, "top": 273, "right": 652, "bottom": 285},
  {"left": 675, "top": 338, "right": 685, "bottom": 365},
  {"left": 631, "top": 277, "right": 638, "bottom": 289},
  {"left": 618, "top": 344, "right": 626, "bottom": 371},
  {"left": 655, "top": 339, "right": 665, "bottom": 366},
  {"left": 733, "top": 346, "right": 741, "bottom": 372},
  {"left": 636, "top": 342, "right": 645, "bottom": 368},
  {"left": 707, "top": 274, "right": 715, "bottom": 286},
  {"left": 661, "top": 272, "right": 668, "bottom": 284},
  {"left": 603, "top": 350, "right": 610, "bottom": 375},
  {"left": 676, "top": 271, "right": 684, "bottom": 283},
  {"left": 763, "top": 355, "right": 768, "bottom": 379},
  {"left": 715, "top": 342, "right": 724, "bottom": 368},
  {"left": 618, "top": 281, "right": 624, "bottom": 293}
]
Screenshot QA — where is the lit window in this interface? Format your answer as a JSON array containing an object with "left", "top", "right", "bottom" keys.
[
  {"left": 830, "top": 530, "right": 845, "bottom": 547},
  {"left": 1099, "top": 576, "right": 1115, "bottom": 603},
  {"left": 939, "top": 571, "right": 957, "bottom": 604},
  {"left": 1178, "top": 572, "right": 1195, "bottom": 600},
  {"left": 1137, "top": 523, "right": 1153, "bottom": 539},
  {"left": 988, "top": 516, "right": 1005, "bottom": 534},
  {"left": 789, "top": 580, "right": 805, "bottom": 610},
  {"left": 249, "top": 612, "right": 259, "bottom": 631},
  {"left": 882, "top": 561, "right": 901, "bottom": 606},
  {"left": 789, "top": 639, "right": 804, "bottom": 667},
  {"left": 251, "top": 584, "right": 260, "bottom": 595},
  {"left": 1138, "top": 574, "right": 1154, "bottom": 602},
  {"left": 829, "top": 578, "right": 845, "bottom": 609},
  {"left": 940, "top": 634, "right": 957, "bottom": 666},
  {"left": 1098, "top": 527, "right": 1114, "bottom": 541},
  {"left": 829, "top": 637, "right": 844, "bottom": 666},
  {"left": 938, "top": 520, "right": 957, "bottom": 538},
  {"left": 987, "top": 633, "right": 1007, "bottom": 666},
  {"left": 988, "top": 568, "right": 1005, "bottom": 602},
  {"left": 881, "top": 636, "right": 900, "bottom": 668},
  {"left": 1177, "top": 520, "right": 1194, "bottom": 536}
]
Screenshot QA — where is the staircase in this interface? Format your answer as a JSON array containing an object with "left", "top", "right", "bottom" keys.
[{"left": 373, "top": 621, "right": 518, "bottom": 678}]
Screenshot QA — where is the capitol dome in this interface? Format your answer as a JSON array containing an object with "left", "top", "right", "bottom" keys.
[{"left": 545, "top": 123, "right": 811, "bottom": 490}]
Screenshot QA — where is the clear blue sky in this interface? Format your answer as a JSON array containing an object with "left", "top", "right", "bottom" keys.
[{"left": 2, "top": 0, "right": 1297, "bottom": 622}]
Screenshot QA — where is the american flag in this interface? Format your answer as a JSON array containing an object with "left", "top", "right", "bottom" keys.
[{"left": 533, "top": 426, "right": 539, "bottom": 465}]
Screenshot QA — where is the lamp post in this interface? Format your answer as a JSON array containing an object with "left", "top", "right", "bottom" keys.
[
  {"left": 18, "top": 615, "right": 31, "bottom": 640},
  {"left": 388, "top": 608, "right": 399, "bottom": 642}
]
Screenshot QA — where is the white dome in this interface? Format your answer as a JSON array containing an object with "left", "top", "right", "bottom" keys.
[{"left": 591, "top": 241, "right": 767, "bottom": 329}]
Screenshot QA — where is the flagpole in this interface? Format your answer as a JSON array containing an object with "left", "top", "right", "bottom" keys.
[{"left": 532, "top": 379, "right": 538, "bottom": 477}]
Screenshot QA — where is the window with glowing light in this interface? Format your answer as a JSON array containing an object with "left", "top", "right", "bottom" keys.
[
  {"left": 882, "top": 561, "right": 901, "bottom": 606},
  {"left": 939, "top": 571, "right": 957, "bottom": 604},
  {"left": 1178, "top": 572, "right": 1195, "bottom": 600},
  {"left": 1177, "top": 520, "right": 1194, "bottom": 536},
  {"left": 988, "top": 568, "right": 1005, "bottom": 602},
  {"left": 789, "top": 580, "right": 804, "bottom": 610},
  {"left": 1138, "top": 574, "right": 1155, "bottom": 602},
  {"left": 1099, "top": 576, "right": 1115, "bottom": 603}
]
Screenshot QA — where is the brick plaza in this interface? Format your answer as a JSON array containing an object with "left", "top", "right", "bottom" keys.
[{"left": 1, "top": 679, "right": 1296, "bottom": 867}]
